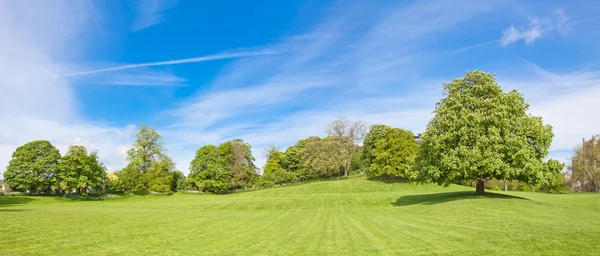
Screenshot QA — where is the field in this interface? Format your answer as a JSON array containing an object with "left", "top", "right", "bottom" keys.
[{"left": 1, "top": 178, "right": 599, "bottom": 255}]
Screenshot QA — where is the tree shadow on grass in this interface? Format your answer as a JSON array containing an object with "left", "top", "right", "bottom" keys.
[
  {"left": 0, "top": 196, "right": 35, "bottom": 207},
  {"left": 0, "top": 209, "right": 31, "bottom": 212},
  {"left": 392, "top": 191, "right": 529, "bottom": 206}
]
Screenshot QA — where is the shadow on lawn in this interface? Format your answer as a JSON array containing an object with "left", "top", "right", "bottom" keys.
[
  {"left": 0, "top": 196, "right": 35, "bottom": 208},
  {"left": 392, "top": 191, "right": 529, "bottom": 206}
]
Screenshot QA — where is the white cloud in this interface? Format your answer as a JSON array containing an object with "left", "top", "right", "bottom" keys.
[
  {"left": 500, "top": 7, "right": 571, "bottom": 46},
  {"left": 0, "top": 1, "right": 136, "bottom": 176},
  {"left": 131, "top": 0, "right": 179, "bottom": 31}
]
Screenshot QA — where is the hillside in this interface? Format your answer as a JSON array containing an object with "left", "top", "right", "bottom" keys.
[{"left": 1, "top": 177, "right": 599, "bottom": 255}]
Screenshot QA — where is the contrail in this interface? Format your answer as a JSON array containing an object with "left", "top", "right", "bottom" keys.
[{"left": 64, "top": 50, "right": 283, "bottom": 77}]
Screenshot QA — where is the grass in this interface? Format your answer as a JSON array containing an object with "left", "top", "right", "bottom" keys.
[{"left": 1, "top": 177, "right": 599, "bottom": 255}]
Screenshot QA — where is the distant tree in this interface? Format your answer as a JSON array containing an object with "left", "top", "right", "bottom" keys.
[
  {"left": 259, "top": 145, "right": 297, "bottom": 188},
  {"left": 349, "top": 146, "right": 367, "bottom": 175},
  {"left": 369, "top": 128, "right": 418, "bottom": 179},
  {"left": 326, "top": 117, "right": 367, "bottom": 176},
  {"left": 189, "top": 139, "right": 258, "bottom": 193},
  {"left": 283, "top": 139, "right": 308, "bottom": 173},
  {"left": 219, "top": 139, "right": 258, "bottom": 189},
  {"left": 4, "top": 140, "right": 61, "bottom": 193},
  {"left": 171, "top": 170, "right": 186, "bottom": 191},
  {"left": 300, "top": 136, "right": 346, "bottom": 179},
  {"left": 146, "top": 159, "right": 174, "bottom": 192},
  {"left": 362, "top": 124, "right": 392, "bottom": 167},
  {"left": 57, "top": 145, "right": 106, "bottom": 194},
  {"left": 413, "top": 71, "right": 563, "bottom": 195},
  {"left": 106, "top": 171, "right": 126, "bottom": 194},
  {"left": 121, "top": 124, "right": 175, "bottom": 193},
  {"left": 569, "top": 135, "right": 600, "bottom": 192},
  {"left": 263, "top": 145, "right": 285, "bottom": 175}
]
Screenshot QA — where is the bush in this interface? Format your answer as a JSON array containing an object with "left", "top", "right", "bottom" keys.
[{"left": 200, "top": 180, "right": 232, "bottom": 194}]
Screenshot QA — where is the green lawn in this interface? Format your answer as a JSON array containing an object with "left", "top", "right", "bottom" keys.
[{"left": 1, "top": 177, "right": 599, "bottom": 255}]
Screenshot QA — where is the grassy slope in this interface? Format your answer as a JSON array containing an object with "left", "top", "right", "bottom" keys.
[{"left": 1, "top": 177, "right": 599, "bottom": 255}]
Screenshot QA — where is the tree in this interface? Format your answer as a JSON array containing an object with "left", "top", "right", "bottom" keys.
[
  {"left": 369, "top": 128, "right": 418, "bottom": 179},
  {"left": 4, "top": 140, "right": 61, "bottom": 193},
  {"left": 413, "top": 71, "right": 562, "bottom": 195},
  {"left": 171, "top": 170, "right": 187, "bottom": 191},
  {"left": 362, "top": 124, "right": 392, "bottom": 167},
  {"left": 259, "top": 145, "right": 297, "bottom": 188},
  {"left": 121, "top": 124, "right": 175, "bottom": 193},
  {"left": 569, "top": 135, "right": 600, "bottom": 192},
  {"left": 300, "top": 136, "right": 345, "bottom": 179},
  {"left": 326, "top": 117, "right": 367, "bottom": 176},
  {"left": 189, "top": 139, "right": 258, "bottom": 193},
  {"left": 283, "top": 139, "right": 308, "bottom": 173},
  {"left": 58, "top": 145, "right": 106, "bottom": 194},
  {"left": 146, "top": 159, "right": 174, "bottom": 192},
  {"left": 219, "top": 139, "right": 258, "bottom": 189}
]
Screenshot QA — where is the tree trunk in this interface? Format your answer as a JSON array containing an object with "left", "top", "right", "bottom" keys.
[
  {"left": 475, "top": 180, "right": 485, "bottom": 195},
  {"left": 503, "top": 180, "right": 508, "bottom": 191}
]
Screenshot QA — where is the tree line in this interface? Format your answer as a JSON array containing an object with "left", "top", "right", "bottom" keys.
[{"left": 3, "top": 71, "right": 597, "bottom": 195}]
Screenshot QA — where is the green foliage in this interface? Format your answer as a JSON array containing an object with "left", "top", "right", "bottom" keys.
[
  {"left": 4, "top": 140, "right": 61, "bottom": 192},
  {"left": 259, "top": 146, "right": 299, "bottom": 188},
  {"left": 146, "top": 160, "right": 174, "bottom": 192},
  {"left": 283, "top": 138, "right": 307, "bottom": 172},
  {"left": 300, "top": 136, "right": 345, "bottom": 180},
  {"left": 368, "top": 128, "right": 418, "bottom": 179},
  {"left": 106, "top": 173, "right": 127, "bottom": 194},
  {"left": 539, "top": 172, "right": 569, "bottom": 194},
  {"left": 57, "top": 145, "right": 106, "bottom": 194},
  {"left": 349, "top": 146, "right": 367, "bottom": 176},
  {"left": 171, "top": 171, "right": 188, "bottom": 191},
  {"left": 119, "top": 124, "right": 177, "bottom": 193},
  {"left": 363, "top": 124, "right": 392, "bottom": 167},
  {"left": 413, "top": 71, "right": 562, "bottom": 193},
  {"left": 189, "top": 139, "right": 258, "bottom": 193}
]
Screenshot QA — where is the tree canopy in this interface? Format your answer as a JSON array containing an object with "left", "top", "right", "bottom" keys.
[
  {"left": 189, "top": 139, "right": 258, "bottom": 193},
  {"left": 118, "top": 124, "right": 176, "bottom": 193},
  {"left": 413, "top": 71, "right": 563, "bottom": 195},
  {"left": 369, "top": 128, "right": 418, "bottom": 179},
  {"left": 57, "top": 145, "right": 106, "bottom": 194},
  {"left": 4, "top": 140, "right": 61, "bottom": 192}
]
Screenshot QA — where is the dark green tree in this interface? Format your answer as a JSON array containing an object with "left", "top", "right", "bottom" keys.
[
  {"left": 4, "top": 140, "right": 61, "bottom": 193},
  {"left": 57, "top": 145, "right": 106, "bottom": 194}
]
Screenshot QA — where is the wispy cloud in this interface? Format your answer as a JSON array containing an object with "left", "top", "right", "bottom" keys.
[
  {"left": 87, "top": 0, "right": 105, "bottom": 36},
  {"left": 68, "top": 66, "right": 187, "bottom": 86},
  {"left": 131, "top": 0, "right": 179, "bottom": 31},
  {"left": 64, "top": 50, "right": 284, "bottom": 77},
  {"left": 500, "top": 7, "right": 577, "bottom": 46}
]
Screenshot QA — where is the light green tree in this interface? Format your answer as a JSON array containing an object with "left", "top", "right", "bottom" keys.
[
  {"left": 120, "top": 123, "right": 175, "bottom": 193},
  {"left": 4, "top": 140, "right": 61, "bottom": 193},
  {"left": 413, "top": 71, "right": 563, "bottom": 195},
  {"left": 369, "top": 128, "right": 418, "bottom": 179},
  {"left": 362, "top": 124, "right": 392, "bottom": 167}
]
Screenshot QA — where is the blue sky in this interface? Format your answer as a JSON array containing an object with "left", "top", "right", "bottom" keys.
[{"left": 1, "top": 0, "right": 600, "bottom": 175}]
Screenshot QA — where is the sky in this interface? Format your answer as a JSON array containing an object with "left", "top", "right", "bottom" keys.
[{"left": 1, "top": 0, "right": 600, "bottom": 176}]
